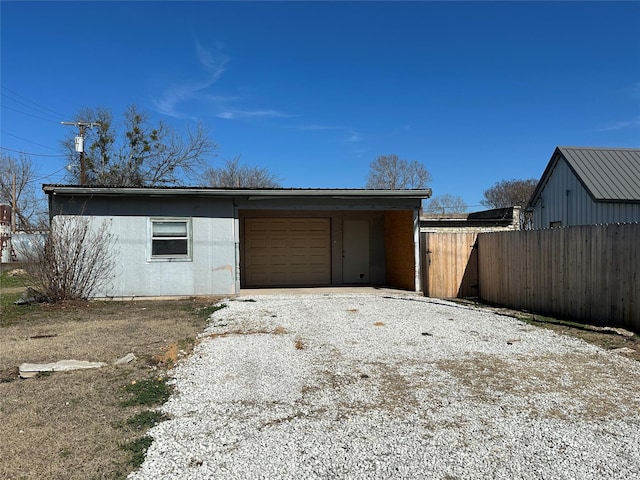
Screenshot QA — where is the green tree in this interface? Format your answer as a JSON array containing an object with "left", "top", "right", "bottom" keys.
[
  {"left": 63, "top": 105, "right": 216, "bottom": 186},
  {"left": 481, "top": 178, "right": 538, "bottom": 208},
  {"left": 206, "top": 156, "right": 281, "bottom": 188},
  {"left": 365, "top": 154, "right": 431, "bottom": 189}
]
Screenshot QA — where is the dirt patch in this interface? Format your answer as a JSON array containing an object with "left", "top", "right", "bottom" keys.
[
  {"left": 207, "top": 325, "right": 289, "bottom": 340},
  {"left": 530, "top": 322, "right": 640, "bottom": 361},
  {"left": 0, "top": 285, "right": 221, "bottom": 480},
  {"left": 451, "top": 299, "right": 640, "bottom": 362},
  {"left": 152, "top": 343, "right": 180, "bottom": 367},
  {"left": 437, "top": 351, "right": 640, "bottom": 420}
]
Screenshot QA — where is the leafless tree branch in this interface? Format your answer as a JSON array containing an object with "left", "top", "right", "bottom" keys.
[
  {"left": 365, "top": 154, "right": 431, "bottom": 189},
  {"left": 19, "top": 215, "right": 118, "bottom": 301}
]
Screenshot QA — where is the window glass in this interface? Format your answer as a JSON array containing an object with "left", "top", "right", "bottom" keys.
[
  {"left": 149, "top": 219, "right": 191, "bottom": 259},
  {"left": 152, "top": 238, "right": 188, "bottom": 256},
  {"left": 153, "top": 221, "right": 187, "bottom": 237}
]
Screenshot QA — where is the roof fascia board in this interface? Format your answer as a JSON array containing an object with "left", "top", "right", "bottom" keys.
[{"left": 43, "top": 185, "right": 432, "bottom": 200}]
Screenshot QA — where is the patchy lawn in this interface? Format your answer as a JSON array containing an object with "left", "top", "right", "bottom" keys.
[
  {"left": 0, "top": 269, "right": 223, "bottom": 480},
  {"left": 1, "top": 269, "right": 637, "bottom": 479},
  {"left": 452, "top": 298, "right": 640, "bottom": 362}
]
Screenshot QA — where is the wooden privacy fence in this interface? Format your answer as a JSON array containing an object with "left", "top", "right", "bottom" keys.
[
  {"left": 421, "top": 232, "right": 479, "bottom": 298},
  {"left": 422, "top": 223, "right": 639, "bottom": 331},
  {"left": 477, "top": 223, "right": 639, "bottom": 330}
]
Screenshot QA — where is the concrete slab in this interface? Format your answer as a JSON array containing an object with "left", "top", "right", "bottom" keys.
[{"left": 239, "top": 286, "right": 422, "bottom": 296}]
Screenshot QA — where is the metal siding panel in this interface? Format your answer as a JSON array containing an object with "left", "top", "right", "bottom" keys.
[
  {"left": 532, "top": 155, "right": 640, "bottom": 227},
  {"left": 569, "top": 163, "right": 596, "bottom": 226},
  {"left": 544, "top": 159, "right": 570, "bottom": 226}
]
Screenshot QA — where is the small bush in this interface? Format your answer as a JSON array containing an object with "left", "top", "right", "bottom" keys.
[
  {"left": 191, "top": 303, "right": 226, "bottom": 319},
  {"left": 121, "top": 435, "right": 153, "bottom": 468},
  {"left": 121, "top": 378, "right": 171, "bottom": 407},
  {"left": 126, "top": 410, "right": 167, "bottom": 430},
  {"left": 19, "top": 215, "right": 118, "bottom": 302}
]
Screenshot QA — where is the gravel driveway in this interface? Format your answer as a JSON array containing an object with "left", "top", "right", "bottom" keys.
[{"left": 130, "top": 292, "right": 640, "bottom": 479}]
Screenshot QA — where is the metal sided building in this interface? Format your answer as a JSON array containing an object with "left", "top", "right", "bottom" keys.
[
  {"left": 527, "top": 146, "right": 640, "bottom": 229},
  {"left": 43, "top": 185, "right": 431, "bottom": 298}
]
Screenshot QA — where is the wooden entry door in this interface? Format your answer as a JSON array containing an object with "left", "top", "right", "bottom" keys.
[{"left": 343, "top": 220, "right": 370, "bottom": 284}]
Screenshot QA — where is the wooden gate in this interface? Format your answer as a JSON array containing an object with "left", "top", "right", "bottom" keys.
[{"left": 421, "top": 232, "right": 479, "bottom": 298}]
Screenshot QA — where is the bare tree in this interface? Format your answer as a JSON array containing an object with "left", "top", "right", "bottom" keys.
[
  {"left": 0, "top": 153, "right": 48, "bottom": 231},
  {"left": 206, "top": 156, "right": 281, "bottom": 188},
  {"left": 365, "top": 154, "right": 431, "bottom": 189},
  {"left": 481, "top": 178, "right": 538, "bottom": 208},
  {"left": 63, "top": 105, "right": 216, "bottom": 186},
  {"left": 19, "top": 215, "right": 118, "bottom": 302},
  {"left": 425, "top": 194, "right": 468, "bottom": 214}
]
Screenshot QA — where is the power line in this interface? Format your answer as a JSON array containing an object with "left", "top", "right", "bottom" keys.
[
  {"left": 0, "top": 146, "right": 66, "bottom": 158},
  {"left": 31, "top": 166, "right": 69, "bottom": 182},
  {"left": 1, "top": 85, "right": 70, "bottom": 120},
  {"left": 1, "top": 104, "right": 62, "bottom": 124},
  {"left": 61, "top": 122, "right": 100, "bottom": 184},
  {"left": 1, "top": 94, "right": 60, "bottom": 122},
  {"left": 1, "top": 130, "right": 58, "bottom": 151}
]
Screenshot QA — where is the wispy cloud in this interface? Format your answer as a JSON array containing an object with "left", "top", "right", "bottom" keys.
[
  {"left": 344, "top": 130, "right": 362, "bottom": 143},
  {"left": 294, "top": 124, "right": 342, "bottom": 131},
  {"left": 595, "top": 83, "right": 640, "bottom": 131},
  {"left": 195, "top": 40, "right": 227, "bottom": 79},
  {"left": 596, "top": 117, "right": 640, "bottom": 132},
  {"left": 152, "top": 41, "right": 229, "bottom": 118},
  {"left": 153, "top": 40, "right": 295, "bottom": 122},
  {"left": 216, "top": 110, "right": 292, "bottom": 120}
]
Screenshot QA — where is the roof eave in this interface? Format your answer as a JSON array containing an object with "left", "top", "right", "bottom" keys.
[{"left": 42, "top": 185, "right": 432, "bottom": 200}]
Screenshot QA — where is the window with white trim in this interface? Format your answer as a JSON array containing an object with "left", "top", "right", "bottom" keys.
[{"left": 148, "top": 219, "right": 192, "bottom": 260}]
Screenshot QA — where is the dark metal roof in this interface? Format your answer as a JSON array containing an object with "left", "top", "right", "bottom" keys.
[
  {"left": 421, "top": 207, "right": 517, "bottom": 228},
  {"left": 42, "top": 184, "right": 432, "bottom": 200},
  {"left": 560, "top": 147, "right": 640, "bottom": 200},
  {"left": 528, "top": 146, "right": 640, "bottom": 208}
]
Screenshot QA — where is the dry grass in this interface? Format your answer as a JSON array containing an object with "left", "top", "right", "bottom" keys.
[
  {"left": 2, "top": 270, "right": 638, "bottom": 479},
  {"left": 451, "top": 298, "right": 640, "bottom": 362},
  {"left": 0, "top": 271, "right": 221, "bottom": 480},
  {"left": 437, "top": 351, "right": 640, "bottom": 420},
  {"left": 207, "top": 325, "right": 288, "bottom": 340}
]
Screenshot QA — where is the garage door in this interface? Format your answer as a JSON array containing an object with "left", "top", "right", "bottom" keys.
[{"left": 244, "top": 218, "right": 331, "bottom": 286}]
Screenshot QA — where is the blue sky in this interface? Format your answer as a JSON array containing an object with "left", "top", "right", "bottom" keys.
[{"left": 1, "top": 1, "right": 639, "bottom": 210}]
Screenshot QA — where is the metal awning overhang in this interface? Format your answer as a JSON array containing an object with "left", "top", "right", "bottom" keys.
[{"left": 43, "top": 185, "right": 432, "bottom": 201}]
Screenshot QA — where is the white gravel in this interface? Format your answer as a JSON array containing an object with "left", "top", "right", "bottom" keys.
[{"left": 130, "top": 292, "right": 640, "bottom": 479}]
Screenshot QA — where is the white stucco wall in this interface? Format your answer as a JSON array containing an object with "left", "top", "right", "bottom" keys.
[{"left": 65, "top": 215, "right": 237, "bottom": 298}]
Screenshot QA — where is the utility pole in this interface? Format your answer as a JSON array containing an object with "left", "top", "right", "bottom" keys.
[
  {"left": 11, "top": 173, "right": 16, "bottom": 233},
  {"left": 61, "top": 121, "right": 100, "bottom": 185}
]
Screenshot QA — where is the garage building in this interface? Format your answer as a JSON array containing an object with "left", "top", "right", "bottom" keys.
[{"left": 44, "top": 186, "right": 431, "bottom": 297}]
